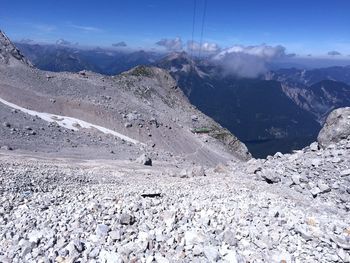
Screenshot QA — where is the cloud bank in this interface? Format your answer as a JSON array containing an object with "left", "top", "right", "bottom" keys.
[
  {"left": 155, "top": 39, "right": 289, "bottom": 78},
  {"left": 156, "top": 37, "right": 182, "bottom": 51},
  {"left": 187, "top": 41, "right": 221, "bottom": 54},
  {"left": 156, "top": 38, "right": 220, "bottom": 54},
  {"left": 212, "top": 44, "right": 287, "bottom": 78}
]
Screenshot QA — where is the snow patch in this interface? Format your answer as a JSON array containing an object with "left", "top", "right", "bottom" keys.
[{"left": 0, "top": 97, "right": 143, "bottom": 145}]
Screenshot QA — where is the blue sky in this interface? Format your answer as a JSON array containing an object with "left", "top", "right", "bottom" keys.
[{"left": 1, "top": 0, "right": 350, "bottom": 56}]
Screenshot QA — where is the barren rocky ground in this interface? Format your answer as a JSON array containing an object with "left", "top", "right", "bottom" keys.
[{"left": 0, "top": 133, "right": 350, "bottom": 263}]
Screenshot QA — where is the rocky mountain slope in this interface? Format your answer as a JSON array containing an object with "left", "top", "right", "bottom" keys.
[
  {"left": 268, "top": 69, "right": 350, "bottom": 124},
  {"left": 0, "top": 30, "right": 250, "bottom": 165},
  {"left": 0, "top": 32, "right": 31, "bottom": 66},
  {"left": 270, "top": 66, "right": 350, "bottom": 86}
]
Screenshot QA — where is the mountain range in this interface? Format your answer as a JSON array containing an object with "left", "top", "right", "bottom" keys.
[
  {"left": 15, "top": 42, "right": 161, "bottom": 75},
  {"left": 13, "top": 42, "right": 350, "bottom": 157}
]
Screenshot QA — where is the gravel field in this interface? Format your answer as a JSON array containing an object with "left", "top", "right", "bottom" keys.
[{"left": 0, "top": 134, "right": 349, "bottom": 263}]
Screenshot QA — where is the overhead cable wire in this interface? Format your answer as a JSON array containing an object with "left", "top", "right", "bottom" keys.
[
  {"left": 198, "top": 0, "right": 208, "bottom": 58},
  {"left": 190, "top": 0, "right": 197, "bottom": 62}
]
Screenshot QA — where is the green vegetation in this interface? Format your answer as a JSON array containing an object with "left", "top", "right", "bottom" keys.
[
  {"left": 129, "top": 66, "right": 154, "bottom": 77},
  {"left": 208, "top": 126, "right": 234, "bottom": 142},
  {"left": 191, "top": 127, "right": 212, "bottom": 134}
]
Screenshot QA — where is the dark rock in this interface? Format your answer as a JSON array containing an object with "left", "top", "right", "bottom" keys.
[
  {"left": 3, "top": 122, "right": 11, "bottom": 128},
  {"left": 1, "top": 146, "right": 13, "bottom": 151},
  {"left": 124, "top": 122, "right": 132, "bottom": 128},
  {"left": 136, "top": 154, "right": 152, "bottom": 166},
  {"left": 260, "top": 170, "right": 281, "bottom": 184},
  {"left": 120, "top": 213, "right": 135, "bottom": 225}
]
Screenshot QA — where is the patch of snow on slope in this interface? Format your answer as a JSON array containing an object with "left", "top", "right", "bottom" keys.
[{"left": 0, "top": 97, "right": 143, "bottom": 145}]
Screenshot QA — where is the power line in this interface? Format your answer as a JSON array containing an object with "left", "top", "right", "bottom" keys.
[
  {"left": 198, "top": 0, "right": 208, "bottom": 58},
  {"left": 190, "top": 0, "right": 197, "bottom": 61}
]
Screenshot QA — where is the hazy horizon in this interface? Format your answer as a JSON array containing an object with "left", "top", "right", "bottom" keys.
[{"left": 3, "top": 0, "right": 350, "bottom": 70}]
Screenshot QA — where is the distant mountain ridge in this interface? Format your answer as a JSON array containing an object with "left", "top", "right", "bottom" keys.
[
  {"left": 269, "top": 66, "right": 350, "bottom": 86},
  {"left": 268, "top": 68, "right": 350, "bottom": 123},
  {"left": 15, "top": 42, "right": 162, "bottom": 75}
]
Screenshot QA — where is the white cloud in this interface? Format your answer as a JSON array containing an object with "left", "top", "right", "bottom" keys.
[
  {"left": 215, "top": 44, "right": 286, "bottom": 59},
  {"left": 69, "top": 24, "right": 101, "bottom": 32},
  {"left": 156, "top": 37, "right": 182, "bottom": 51},
  {"left": 187, "top": 41, "right": 221, "bottom": 54},
  {"left": 212, "top": 44, "right": 287, "bottom": 78},
  {"left": 56, "top": 39, "right": 72, "bottom": 46}
]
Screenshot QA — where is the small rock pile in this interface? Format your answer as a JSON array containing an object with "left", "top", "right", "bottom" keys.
[{"left": 248, "top": 137, "right": 350, "bottom": 211}]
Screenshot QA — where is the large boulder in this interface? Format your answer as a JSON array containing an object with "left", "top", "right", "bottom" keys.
[{"left": 317, "top": 107, "right": 350, "bottom": 148}]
